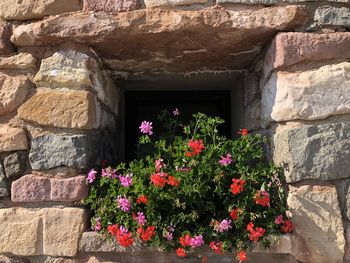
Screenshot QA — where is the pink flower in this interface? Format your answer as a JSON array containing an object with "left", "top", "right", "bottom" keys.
[
  {"left": 94, "top": 217, "right": 101, "bottom": 232},
  {"left": 117, "top": 196, "right": 131, "bottom": 212},
  {"left": 119, "top": 173, "right": 133, "bottom": 187},
  {"left": 101, "top": 167, "right": 118, "bottom": 179},
  {"left": 213, "top": 219, "right": 232, "bottom": 233},
  {"left": 135, "top": 212, "right": 147, "bottom": 225},
  {"left": 164, "top": 232, "right": 173, "bottom": 241},
  {"left": 219, "top": 153, "right": 232, "bottom": 166},
  {"left": 173, "top": 108, "right": 180, "bottom": 116},
  {"left": 155, "top": 159, "right": 165, "bottom": 172},
  {"left": 190, "top": 235, "right": 204, "bottom": 248},
  {"left": 275, "top": 214, "right": 284, "bottom": 225},
  {"left": 87, "top": 169, "right": 97, "bottom": 183},
  {"left": 139, "top": 121, "right": 153, "bottom": 135}
]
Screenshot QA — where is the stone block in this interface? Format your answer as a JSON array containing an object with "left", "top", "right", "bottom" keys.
[
  {"left": 261, "top": 62, "right": 350, "bottom": 126},
  {"left": 144, "top": 0, "right": 207, "bottom": 7},
  {"left": 273, "top": 121, "right": 350, "bottom": 183},
  {"left": 314, "top": 6, "right": 350, "bottom": 29},
  {"left": 0, "top": 73, "right": 30, "bottom": 116},
  {"left": 3, "top": 151, "right": 27, "bottom": 180},
  {"left": 79, "top": 231, "right": 119, "bottom": 252},
  {"left": 0, "top": 163, "right": 9, "bottom": 197},
  {"left": 33, "top": 50, "right": 118, "bottom": 114},
  {"left": 18, "top": 90, "right": 101, "bottom": 130},
  {"left": 0, "top": 23, "right": 15, "bottom": 55},
  {"left": 288, "top": 185, "right": 345, "bottom": 263},
  {"left": 83, "top": 0, "right": 139, "bottom": 12},
  {"left": 0, "top": 207, "right": 86, "bottom": 256},
  {"left": 0, "top": 125, "right": 28, "bottom": 152},
  {"left": 0, "top": 0, "right": 82, "bottom": 20},
  {"left": 263, "top": 32, "right": 350, "bottom": 79},
  {"left": 29, "top": 133, "right": 100, "bottom": 170},
  {"left": 11, "top": 174, "right": 50, "bottom": 202},
  {"left": 0, "top": 53, "right": 36, "bottom": 70}
]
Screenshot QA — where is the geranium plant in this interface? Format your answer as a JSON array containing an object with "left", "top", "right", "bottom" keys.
[{"left": 84, "top": 109, "right": 293, "bottom": 262}]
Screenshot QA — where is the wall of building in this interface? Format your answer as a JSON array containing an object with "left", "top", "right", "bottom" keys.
[{"left": 0, "top": 0, "right": 349, "bottom": 262}]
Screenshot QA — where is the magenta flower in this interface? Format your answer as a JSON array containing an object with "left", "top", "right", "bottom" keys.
[
  {"left": 101, "top": 167, "right": 118, "bottom": 179},
  {"left": 190, "top": 235, "right": 204, "bottom": 248},
  {"left": 219, "top": 153, "right": 233, "bottom": 166},
  {"left": 275, "top": 215, "right": 284, "bottom": 225},
  {"left": 119, "top": 173, "right": 133, "bottom": 187},
  {"left": 173, "top": 108, "right": 180, "bottom": 116},
  {"left": 87, "top": 169, "right": 97, "bottom": 183},
  {"left": 135, "top": 212, "right": 147, "bottom": 225},
  {"left": 117, "top": 196, "right": 131, "bottom": 212},
  {"left": 139, "top": 121, "right": 153, "bottom": 135},
  {"left": 214, "top": 219, "right": 232, "bottom": 233},
  {"left": 155, "top": 159, "right": 165, "bottom": 172},
  {"left": 94, "top": 217, "right": 101, "bottom": 232},
  {"left": 119, "top": 225, "right": 129, "bottom": 235},
  {"left": 164, "top": 232, "right": 173, "bottom": 241}
]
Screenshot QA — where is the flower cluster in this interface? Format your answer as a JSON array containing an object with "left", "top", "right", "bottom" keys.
[{"left": 84, "top": 110, "right": 292, "bottom": 263}]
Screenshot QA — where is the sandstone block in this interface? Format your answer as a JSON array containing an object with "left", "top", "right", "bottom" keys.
[
  {"left": 218, "top": 0, "right": 348, "bottom": 3},
  {"left": 3, "top": 151, "right": 27, "bottom": 180},
  {"left": 12, "top": 175, "right": 88, "bottom": 202},
  {"left": 263, "top": 32, "right": 350, "bottom": 78},
  {"left": 0, "top": 125, "right": 28, "bottom": 152},
  {"left": 83, "top": 0, "right": 139, "bottom": 12},
  {"left": 29, "top": 133, "right": 100, "bottom": 170},
  {"left": 0, "top": 207, "right": 87, "bottom": 256},
  {"left": 0, "top": 53, "right": 36, "bottom": 70},
  {"left": 288, "top": 185, "right": 345, "bottom": 263},
  {"left": 314, "top": 6, "right": 350, "bottom": 29},
  {"left": 79, "top": 231, "right": 119, "bottom": 252},
  {"left": 0, "top": 0, "right": 82, "bottom": 20},
  {"left": 34, "top": 50, "right": 118, "bottom": 113},
  {"left": 0, "top": 73, "right": 30, "bottom": 116},
  {"left": 144, "top": 0, "right": 207, "bottom": 7},
  {"left": 0, "top": 163, "right": 9, "bottom": 197},
  {"left": 273, "top": 121, "right": 350, "bottom": 183},
  {"left": 0, "top": 23, "right": 15, "bottom": 55},
  {"left": 261, "top": 62, "right": 350, "bottom": 126},
  {"left": 18, "top": 91, "right": 101, "bottom": 130}
]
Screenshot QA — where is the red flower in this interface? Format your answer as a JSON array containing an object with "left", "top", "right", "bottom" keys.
[
  {"left": 230, "top": 209, "right": 240, "bottom": 220},
  {"left": 238, "top": 128, "right": 248, "bottom": 136},
  {"left": 137, "top": 226, "right": 156, "bottom": 241},
  {"left": 247, "top": 222, "right": 265, "bottom": 242},
  {"left": 236, "top": 251, "right": 247, "bottom": 262},
  {"left": 209, "top": 241, "right": 223, "bottom": 255},
  {"left": 107, "top": 224, "right": 119, "bottom": 237},
  {"left": 117, "top": 231, "right": 134, "bottom": 247},
  {"left": 150, "top": 173, "right": 167, "bottom": 187},
  {"left": 281, "top": 220, "right": 294, "bottom": 233},
  {"left": 179, "top": 234, "right": 191, "bottom": 247},
  {"left": 230, "top": 179, "right": 245, "bottom": 195},
  {"left": 186, "top": 139, "right": 205, "bottom": 157},
  {"left": 167, "top": 176, "right": 180, "bottom": 187},
  {"left": 254, "top": 190, "right": 270, "bottom": 207},
  {"left": 176, "top": 248, "right": 187, "bottom": 257},
  {"left": 136, "top": 195, "right": 148, "bottom": 205}
]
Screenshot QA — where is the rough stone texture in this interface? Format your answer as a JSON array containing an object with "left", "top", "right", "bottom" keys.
[
  {"left": 0, "top": 125, "right": 28, "bottom": 152},
  {"left": 0, "top": 162, "right": 9, "bottom": 197},
  {"left": 79, "top": 231, "right": 119, "bottom": 252},
  {"left": 11, "top": 6, "right": 307, "bottom": 72},
  {"left": 273, "top": 121, "right": 350, "bottom": 183},
  {"left": 3, "top": 151, "right": 27, "bottom": 180},
  {"left": 83, "top": 0, "right": 139, "bottom": 12},
  {"left": 11, "top": 174, "right": 88, "bottom": 202},
  {"left": 0, "top": 207, "right": 87, "bottom": 256},
  {"left": 263, "top": 32, "right": 350, "bottom": 80},
  {"left": 0, "top": 23, "right": 15, "bottom": 55},
  {"left": 218, "top": 0, "right": 349, "bottom": 3},
  {"left": 0, "top": 255, "right": 29, "bottom": 263},
  {"left": 144, "top": 0, "right": 207, "bottom": 8},
  {"left": 314, "top": 6, "right": 350, "bottom": 29},
  {"left": 288, "top": 185, "right": 345, "bottom": 263},
  {"left": 0, "top": 73, "right": 30, "bottom": 116},
  {"left": 261, "top": 62, "right": 350, "bottom": 126},
  {"left": 252, "top": 235, "right": 292, "bottom": 254},
  {"left": 0, "top": 0, "right": 82, "bottom": 21},
  {"left": 29, "top": 133, "right": 100, "bottom": 170},
  {"left": 34, "top": 50, "right": 118, "bottom": 113},
  {"left": 0, "top": 53, "right": 36, "bottom": 70},
  {"left": 18, "top": 91, "right": 101, "bottom": 130}
]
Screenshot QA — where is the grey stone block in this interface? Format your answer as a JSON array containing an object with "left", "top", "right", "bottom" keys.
[
  {"left": 0, "top": 162, "right": 9, "bottom": 197},
  {"left": 315, "top": 6, "right": 350, "bottom": 29},
  {"left": 3, "top": 151, "right": 27, "bottom": 180}
]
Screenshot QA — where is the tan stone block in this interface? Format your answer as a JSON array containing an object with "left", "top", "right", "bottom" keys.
[
  {"left": 0, "top": 73, "right": 30, "bottom": 116},
  {"left": 0, "top": 125, "right": 28, "bottom": 152},
  {"left": 18, "top": 91, "right": 101, "bottom": 130},
  {"left": 0, "top": 53, "right": 36, "bottom": 70},
  {"left": 288, "top": 185, "right": 345, "bottom": 263}
]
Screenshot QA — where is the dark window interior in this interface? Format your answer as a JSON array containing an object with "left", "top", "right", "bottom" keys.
[{"left": 125, "top": 90, "right": 231, "bottom": 162}]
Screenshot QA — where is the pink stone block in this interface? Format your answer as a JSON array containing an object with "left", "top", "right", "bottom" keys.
[
  {"left": 0, "top": 24, "right": 15, "bottom": 55},
  {"left": 83, "top": 0, "right": 139, "bottom": 13},
  {"left": 11, "top": 174, "right": 88, "bottom": 202}
]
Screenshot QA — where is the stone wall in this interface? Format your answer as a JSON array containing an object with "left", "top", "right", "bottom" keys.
[{"left": 0, "top": 0, "right": 349, "bottom": 262}]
